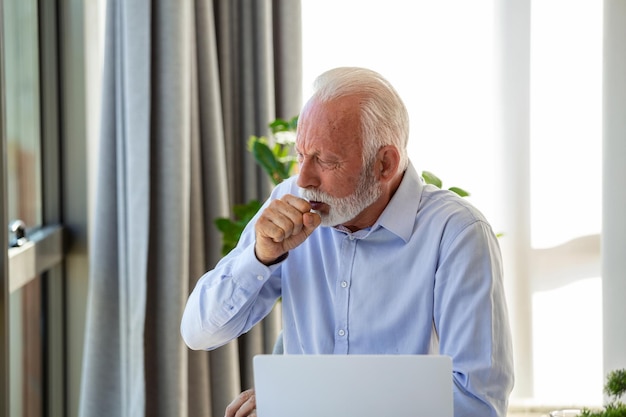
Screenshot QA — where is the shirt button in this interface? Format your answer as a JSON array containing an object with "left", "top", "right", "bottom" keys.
[
  {"left": 338, "top": 329, "right": 346, "bottom": 336},
  {"left": 340, "top": 281, "right": 348, "bottom": 288},
  {"left": 256, "top": 275, "right": 264, "bottom": 281},
  {"left": 348, "top": 235, "right": 355, "bottom": 241}
]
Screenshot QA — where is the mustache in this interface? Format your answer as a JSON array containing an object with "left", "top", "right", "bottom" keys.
[{"left": 299, "top": 187, "right": 330, "bottom": 203}]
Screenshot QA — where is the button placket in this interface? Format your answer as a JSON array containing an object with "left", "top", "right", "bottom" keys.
[{"left": 334, "top": 233, "right": 357, "bottom": 353}]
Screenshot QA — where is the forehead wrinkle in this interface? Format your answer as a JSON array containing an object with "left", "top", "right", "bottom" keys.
[
  {"left": 296, "top": 96, "right": 364, "bottom": 161},
  {"left": 296, "top": 135, "right": 348, "bottom": 162}
]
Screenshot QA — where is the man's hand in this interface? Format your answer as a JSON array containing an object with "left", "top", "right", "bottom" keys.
[
  {"left": 254, "top": 194, "right": 321, "bottom": 264},
  {"left": 224, "top": 388, "right": 257, "bottom": 417}
]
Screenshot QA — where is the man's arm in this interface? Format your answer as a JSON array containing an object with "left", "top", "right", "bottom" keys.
[
  {"left": 434, "top": 219, "right": 515, "bottom": 417},
  {"left": 180, "top": 191, "right": 320, "bottom": 351},
  {"left": 180, "top": 237, "right": 282, "bottom": 350}
]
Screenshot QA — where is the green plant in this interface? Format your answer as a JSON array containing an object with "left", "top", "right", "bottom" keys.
[
  {"left": 249, "top": 116, "right": 299, "bottom": 186},
  {"left": 214, "top": 116, "right": 471, "bottom": 255},
  {"left": 214, "top": 200, "right": 263, "bottom": 256},
  {"left": 578, "top": 369, "right": 626, "bottom": 417},
  {"left": 421, "top": 170, "right": 469, "bottom": 197},
  {"left": 214, "top": 117, "right": 298, "bottom": 256}
]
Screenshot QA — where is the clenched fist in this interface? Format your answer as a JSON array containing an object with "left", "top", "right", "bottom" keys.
[{"left": 254, "top": 194, "right": 321, "bottom": 265}]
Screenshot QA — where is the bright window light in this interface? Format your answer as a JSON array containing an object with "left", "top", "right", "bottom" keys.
[
  {"left": 302, "top": 0, "right": 603, "bottom": 407},
  {"left": 302, "top": 0, "right": 497, "bottom": 223}
]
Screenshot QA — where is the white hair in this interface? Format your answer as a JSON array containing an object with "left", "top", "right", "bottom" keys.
[{"left": 307, "top": 67, "right": 410, "bottom": 171}]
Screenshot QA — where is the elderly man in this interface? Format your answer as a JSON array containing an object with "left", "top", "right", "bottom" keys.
[{"left": 181, "top": 67, "right": 514, "bottom": 417}]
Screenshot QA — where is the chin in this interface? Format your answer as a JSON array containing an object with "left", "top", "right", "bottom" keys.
[
  {"left": 318, "top": 217, "right": 336, "bottom": 227},
  {"left": 319, "top": 212, "right": 359, "bottom": 228},
  {"left": 318, "top": 214, "right": 337, "bottom": 227}
]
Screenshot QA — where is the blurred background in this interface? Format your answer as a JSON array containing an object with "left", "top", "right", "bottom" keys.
[{"left": 2, "top": 0, "right": 624, "bottom": 416}]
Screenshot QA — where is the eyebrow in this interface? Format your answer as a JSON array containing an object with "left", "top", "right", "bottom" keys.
[{"left": 295, "top": 144, "right": 343, "bottom": 161}]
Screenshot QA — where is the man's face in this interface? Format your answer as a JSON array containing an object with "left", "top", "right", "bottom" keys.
[{"left": 296, "top": 97, "right": 382, "bottom": 228}]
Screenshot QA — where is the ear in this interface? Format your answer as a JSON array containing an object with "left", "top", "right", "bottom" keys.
[{"left": 375, "top": 145, "right": 401, "bottom": 182}]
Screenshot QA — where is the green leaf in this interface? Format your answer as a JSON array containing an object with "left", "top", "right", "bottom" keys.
[
  {"left": 214, "top": 200, "right": 264, "bottom": 256},
  {"left": 448, "top": 186, "right": 470, "bottom": 197},
  {"left": 287, "top": 115, "right": 298, "bottom": 131},
  {"left": 269, "top": 118, "right": 291, "bottom": 133},
  {"left": 251, "top": 140, "right": 283, "bottom": 185},
  {"left": 421, "top": 171, "right": 442, "bottom": 188},
  {"left": 606, "top": 369, "right": 626, "bottom": 399},
  {"left": 269, "top": 116, "right": 298, "bottom": 134},
  {"left": 232, "top": 200, "right": 262, "bottom": 221},
  {"left": 214, "top": 217, "right": 244, "bottom": 256},
  {"left": 214, "top": 217, "right": 236, "bottom": 233},
  {"left": 272, "top": 142, "right": 282, "bottom": 156},
  {"left": 277, "top": 161, "right": 292, "bottom": 181},
  {"left": 283, "top": 160, "right": 296, "bottom": 177}
]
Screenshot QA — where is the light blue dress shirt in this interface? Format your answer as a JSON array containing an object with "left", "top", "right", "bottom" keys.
[{"left": 181, "top": 162, "right": 514, "bottom": 417}]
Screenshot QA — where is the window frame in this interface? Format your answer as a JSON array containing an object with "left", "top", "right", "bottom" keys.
[
  {"left": 1, "top": 0, "right": 11, "bottom": 412},
  {"left": 1, "top": 0, "right": 67, "bottom": 414}
]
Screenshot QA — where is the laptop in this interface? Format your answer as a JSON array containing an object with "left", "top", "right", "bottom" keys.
[{"left": 253, "top": 354, "right": 454, "bottom": 417}]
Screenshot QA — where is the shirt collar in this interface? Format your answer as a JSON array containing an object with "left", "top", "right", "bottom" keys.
[
  {"left": 371, "top": 162, "right": 423, "bottom": 242},
  {"left": 329, "top": 162, "right": 423, "bottom": 242}
]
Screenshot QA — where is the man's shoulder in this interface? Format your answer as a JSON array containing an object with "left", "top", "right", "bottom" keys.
[{"left": 418, "top": 185, "right": 489, "bottom": 226}]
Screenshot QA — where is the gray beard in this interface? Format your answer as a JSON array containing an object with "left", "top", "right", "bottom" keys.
[{"left": 299, "top": 165, "right": 383, "bottom": 227}]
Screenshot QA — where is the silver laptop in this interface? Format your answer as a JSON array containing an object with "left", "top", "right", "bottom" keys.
[{"left": 253, "top": 354, "right": 454, "bottom": 417}]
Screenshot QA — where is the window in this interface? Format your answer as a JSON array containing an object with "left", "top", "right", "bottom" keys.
[
  {"left": 3, "top": 0, "right": 42, "bottom": 229},
  {"left": 302, "top": 0, "right": 603, "bottom": 408},
  {"left": 529, "top": 0, "right": 602, "bottom": 406},
  {"left": 2, "top": 0, "right": 66, "bottom": 415},
  {"left": 3, "top": 1, "right": 45, "bottom": 416}
]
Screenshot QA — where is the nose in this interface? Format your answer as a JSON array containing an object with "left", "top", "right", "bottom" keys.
[{"left": 296, "top": 157, "right": 321, "bottom": 189}]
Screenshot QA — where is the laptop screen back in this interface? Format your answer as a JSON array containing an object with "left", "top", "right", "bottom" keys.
[{"left": 253, "top": 354, "right": 453, "bottom": 417}]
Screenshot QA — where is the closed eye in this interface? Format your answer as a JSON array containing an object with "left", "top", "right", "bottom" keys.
[
  {"left": 296, "top": 150, "right": 340, "bottom": 171},
  {"left": 317, "top": 158, "right": 340, "bottom": 170}
]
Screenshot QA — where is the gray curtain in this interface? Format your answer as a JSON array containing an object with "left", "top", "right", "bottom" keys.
[{"left": 79, "top": 1, "right": 302, "bottom": 416}]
